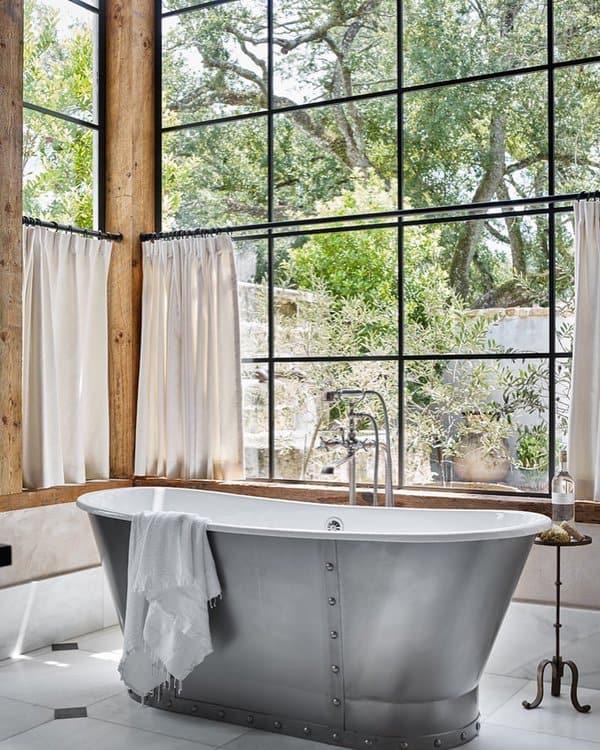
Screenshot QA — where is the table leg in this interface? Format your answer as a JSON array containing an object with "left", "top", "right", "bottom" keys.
[
  {"left": 551, "top": 657, "right": 563, "bottom": 697},
  {"left": 522, "top": 659, "right": 552, "bottom": 709},
  {"left": 564, "top": 660, "right": 591, "bottom": 713}
]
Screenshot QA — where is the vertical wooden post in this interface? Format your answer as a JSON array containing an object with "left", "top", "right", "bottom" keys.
[
  {"left": 105, "top": 0, "right": 155, "bottom": 477},
  {"left": 0, "top": 1, "right": 24, "bottom": 495}
]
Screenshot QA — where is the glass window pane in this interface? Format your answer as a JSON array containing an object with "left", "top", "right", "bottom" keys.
[
  {"left": 273, "top": 0, "right": 397, "bottom": 106},
  {"left": 403, "top": 0, "right": 546, "bottom": 86},
  {"left": 274, "top": 361, "right": 398, "bottom": 484},
  {"left": 273, "top": 227, "right": 398, "bottom": 357},
  {"left": 236, "top": 237, "right": 268, "bottom": 358},
  {"left": 554, "top": 0, "right": 600, "bottom": 62},
  {"left": 404, "top": 357, "right": 549, "bottom": 492},
  {"left": 274, "top": 95, "right": 397, "bottom": 221},
  {"left": 162, "top": 0, "right": 267, "bottom": 126},
  {"left": 404, "top": 72, "right": 548, "bottom": 209},
  {"left": 403, "top": 216, "right": 550, "bottom": 350},
  {"left": 243, "top": 365, "right": 269, "bottom": 478},
  {"left": 162, "top": 0, "right": 204, "bottom": 12},
  {"left": 162, "top": 117, "right": 268, "bottom": 228},
  {"left": 23, "top": 109, "right": 96, "bottom": 227},
  {"left": 556, "top": 213, "right": 575, "bottom": 353},
  {"left": 24, "top": 0, "right": 97, "bottom": 122},
  {"left": 554, "top": 63, "right": 600, "bottom": 195}
]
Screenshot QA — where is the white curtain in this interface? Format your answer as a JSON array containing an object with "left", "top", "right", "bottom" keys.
[
  {"left": 568, "top": 200, "right": 600, "bottom": 501},
  {"left": 135, "top": 235, "right": 243, "bottom": 480},
  {"left": 22, "top": 225, "right": 112, "bottom": 489}
]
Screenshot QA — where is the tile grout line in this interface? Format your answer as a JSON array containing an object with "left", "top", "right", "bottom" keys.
[
  {"left": 0, "top": 718, "right": 55, "bottom": 746},
  {"left": 481, "top": 677, "right": 536, "bottom": 722},
  {"left": 87, "top": 713, "right": 233, "bottom": 748}
]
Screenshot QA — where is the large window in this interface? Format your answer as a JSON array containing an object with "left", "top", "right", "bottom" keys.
[
  {"left": 160, "top": 0, "right": 600, "bottom": 495},
  {"left": 23, "top": 0, "right": 104, "bottom": 228}
]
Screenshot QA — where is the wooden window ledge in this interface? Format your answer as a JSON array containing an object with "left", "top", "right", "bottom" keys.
[{"left": 2, "top": 476, "right": 599, "bottom": 525}]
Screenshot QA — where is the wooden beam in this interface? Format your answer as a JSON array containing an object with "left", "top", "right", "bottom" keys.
[
  {"left": 0, "top": 1, "right": 23, "bottom": 496},
  {"left": 105, "top": 0, "right": 155, "bottom": 477},
  {"left": 0, "top": 479, "right": 133, "bottom": 513},
  {"left": 133, "top": 477, "right": 600, "bottom": 525}
]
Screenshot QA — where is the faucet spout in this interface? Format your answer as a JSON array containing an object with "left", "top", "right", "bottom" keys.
[{"left": 321, "top": 454, "right": 353, "bottom": 474}]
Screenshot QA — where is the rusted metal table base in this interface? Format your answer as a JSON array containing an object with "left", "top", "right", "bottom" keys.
[
  {"left": 522, "top": 656, "right": 590, "bottom": 712},
  {"left": 522, "top": 537, "right": 592, "bottom": 713}
]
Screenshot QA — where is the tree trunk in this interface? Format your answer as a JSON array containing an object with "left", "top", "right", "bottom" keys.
[
  {"left": 497, "top": 182, "right": 526, "bottom": 274},
  {"left": 449, "top": 113, "right": 507, "bottom": 299}
]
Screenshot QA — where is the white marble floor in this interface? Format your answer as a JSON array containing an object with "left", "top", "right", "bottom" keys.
[{"left": 1, "top": 600, "right": 600, "bottom": 749}]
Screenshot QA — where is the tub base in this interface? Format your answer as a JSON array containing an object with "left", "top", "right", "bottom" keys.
[{"left": 130, "top": 689, "right": 481, "bottom": 749}]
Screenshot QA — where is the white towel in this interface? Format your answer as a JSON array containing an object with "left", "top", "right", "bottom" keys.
[{"left": 118, "top": 511, "right": 221, "bottom": 698}]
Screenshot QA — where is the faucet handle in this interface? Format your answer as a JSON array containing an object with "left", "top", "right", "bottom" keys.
[{"left": 319, "top": 435, "right": 342, "bottom": 450}]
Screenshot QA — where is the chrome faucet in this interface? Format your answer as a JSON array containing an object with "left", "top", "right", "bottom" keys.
[{"left": 320, "top": 389, "right": 394, "bottom": 507}]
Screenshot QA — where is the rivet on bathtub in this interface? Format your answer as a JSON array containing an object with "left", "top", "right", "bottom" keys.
[
  {"left": 273, "top": 720, "right": 282, "bottom": 729},
  {"left": 332, "top": 697, "right": 341, "bottom": 706},
  {"left": 218, "top": 711, "right": 225, "bottom": 719},
  {"left": 330, "top": 630, "right": 338, "bottom": 639},
  {"left": 325, "top": 562, "right": 335, "bottom": 571},
  {"left": 303, "top": 726, "right": 311, "bottom": 735},
  {"left": 460, "top": 731, "right": 467, "bottom": 740},
  {"left": 331, "top": 664, "right": 340, "bottom": 673},
  {"left": 328, "top": 597, "right": 337, "bottom": 605},
  {"left": 433, "top": 740, "right": 442, "bottom": 748},
  {"left": 246, "top": 715, "right": 254, "bottom": 724},
  {"left": 331, "top": 732, "right": 340, "bottom": 742}
]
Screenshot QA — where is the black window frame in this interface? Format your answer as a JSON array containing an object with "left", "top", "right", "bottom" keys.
[{"left": 156, "top": 0, "right": 600, "bottom": 497}]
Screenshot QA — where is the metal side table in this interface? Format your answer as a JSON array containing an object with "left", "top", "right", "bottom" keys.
[{"left": 522, "top": 534, "right": 592, "bottom": 713}]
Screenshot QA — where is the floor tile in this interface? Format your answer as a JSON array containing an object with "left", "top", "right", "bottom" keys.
[
  {"left": 0, "top": 697, "right": 53, "bottom": 742},
  {"left": 486, "top": 681, "right": 600, "bottom": 744},
  {"left": 478, "top": 674, "right": 529, "bottom": 718},
  {"left": 472, "top": 722, "right": 600, "bottom": 749},
  {"left": 0, "top": 649, "right": 123, "bottom": 709},
  {"left": 485, "top": 601, "right": 600, "bottom": 679},
  {"left": 0, "top": 717, "right": 214, "bottom": 750},
  {"left": 73, "top": 625, "right": 123, "bottom": 655},
  {"left": 88, "top": 692, "right": 248, "bottom": 745},
  {"left": 220, "top": 732, "right": 338, "bottom": 750}
]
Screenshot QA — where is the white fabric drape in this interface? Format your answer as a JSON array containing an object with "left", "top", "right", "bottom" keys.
[
  {"left": 568, "top": 200, "right": 600, "bottom": 501},
  {"left": 135, "top": 235, "right": 243, "bottom": 480},
  {"left": 22, "top": 225, "right": 112, "bottom": 489}
]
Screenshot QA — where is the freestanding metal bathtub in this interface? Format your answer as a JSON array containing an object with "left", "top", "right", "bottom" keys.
[{"left": 78, "top": 487, "right": 550, "bottom": 750}]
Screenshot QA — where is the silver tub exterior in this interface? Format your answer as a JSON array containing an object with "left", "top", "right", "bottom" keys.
[{"left": 88, "top": 509, "right": 534, "bottom": 750}]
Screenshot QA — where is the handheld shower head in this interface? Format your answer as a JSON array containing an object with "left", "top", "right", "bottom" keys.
[{"left": 324, "top": 389, "right": 365, "bottom": 402}]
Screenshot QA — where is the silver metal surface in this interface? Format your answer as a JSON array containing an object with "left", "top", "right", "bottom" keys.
[{"left": 88, "top": 508, "right": 534, "bottom": 749}]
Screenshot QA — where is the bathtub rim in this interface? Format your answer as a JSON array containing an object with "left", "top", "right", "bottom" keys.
[{"left": 77, "top": 485, "right": 550, "bottom": 543}]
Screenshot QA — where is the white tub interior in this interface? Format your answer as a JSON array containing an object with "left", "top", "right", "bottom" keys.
[{"left": 77, "top": 486, "right": 550, "bottom": 543}]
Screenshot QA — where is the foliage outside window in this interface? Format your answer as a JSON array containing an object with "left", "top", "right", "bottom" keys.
[
  {"left": 23, "top": 0, "right": 102, "bottom": 229},
  {"left": 161, "top": 0, "right": 599, "bottom": 494}
]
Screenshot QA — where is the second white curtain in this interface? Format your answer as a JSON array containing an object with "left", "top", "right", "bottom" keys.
[
  {"left": 22, "top": 225, "right": 112, "bottom": 489},
  {"left": 135, "top": 235, "right": 243, "bottom": 480},
  {"left": 568, "top": 200, "right": 600, "bottom": 500}
]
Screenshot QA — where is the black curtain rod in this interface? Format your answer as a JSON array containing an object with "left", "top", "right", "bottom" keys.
[
  {"left": 140, "top": 190, "right": 599, "bottom": 242},
  {"left": 22, "top": 216, "right": 123, "bottom": 242}
]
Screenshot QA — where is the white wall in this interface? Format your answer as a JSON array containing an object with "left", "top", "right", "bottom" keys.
[
  {"left": 0, "top": 502, "right": 118, "bottom": 660},
  {"left": 515, "top": 523, "right": 599, "bottom": 609}
]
